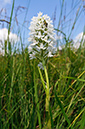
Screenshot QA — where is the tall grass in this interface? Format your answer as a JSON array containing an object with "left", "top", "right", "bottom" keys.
[{"left": 0, "top": 0, "right": 85, "bottom": 129}]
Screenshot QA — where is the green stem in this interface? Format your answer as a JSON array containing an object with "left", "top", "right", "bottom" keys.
[
  {"left": 34, "top": 60, "right": 42, "bottom": 129},
  {"left": 44, "top": 65, "right": 51, "bottom": 129}
]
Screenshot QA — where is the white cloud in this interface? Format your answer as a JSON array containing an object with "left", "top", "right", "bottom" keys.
[
  {"left": 56, "top": 32, "right": 85, "bottom": 51},
  {"left": 58, "top": 46, "right": 62, "bottom": 50},
  {"left": 73, "top": 32, "right": 85, "bottom": 49},
  {"left": 55, "top": 35, "right": 62, "bottom": 40},
  {"left": 4, "top": 0, "right": 11, "bottom": 4},
  {"left": 0, "top": 28, "right": 19, "bottom": 43},
  {"left": 0, "top": 0, "right": 11, "bottom": 9},
  {"left": 0, "top": 28, "right": 19, "bottom": 55},
  {"left": 74, "top": 32, "right": 84, "bottom": 42}
]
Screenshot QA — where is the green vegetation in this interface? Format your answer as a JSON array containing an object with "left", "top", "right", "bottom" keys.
[{"left": 0, "top": 0, "right": 85, "bottom": 129}]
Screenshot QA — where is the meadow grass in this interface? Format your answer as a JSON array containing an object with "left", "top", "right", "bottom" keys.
[{"left": 0, "top": 0, "right": 85, "bottom": 129}]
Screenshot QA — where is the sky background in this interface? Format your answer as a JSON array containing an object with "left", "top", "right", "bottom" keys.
[{"left": 0, "top": 0, "right": 85, "bottom": 46}]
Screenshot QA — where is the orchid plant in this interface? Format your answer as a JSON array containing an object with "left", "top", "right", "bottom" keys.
[
  {"left": 28, "top": 12, "right": 56, "bottom": 69},
  {"left": 28, "top": 12, "right": 56, "bottom": 128}
]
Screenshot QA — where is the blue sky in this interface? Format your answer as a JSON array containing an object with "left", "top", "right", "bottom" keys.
[{"left": 0, "top": 0, "right": 85, "bottom": 46}]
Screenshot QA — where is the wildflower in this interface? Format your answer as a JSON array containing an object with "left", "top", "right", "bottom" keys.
[{"left": 28, "top": 12, "right": 56, "bottom": 69}]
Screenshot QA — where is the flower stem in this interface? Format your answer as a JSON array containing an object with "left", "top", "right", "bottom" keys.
[{"left": 44, "top": 65, "right": 51, "bottom": 129}]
